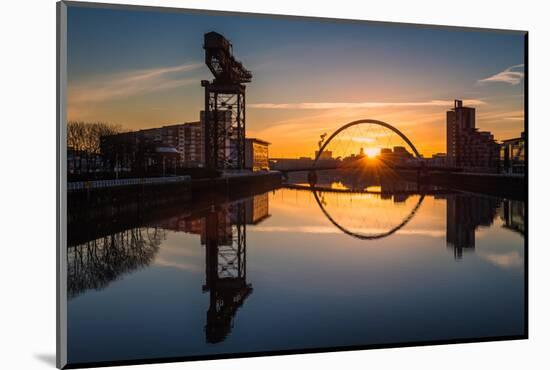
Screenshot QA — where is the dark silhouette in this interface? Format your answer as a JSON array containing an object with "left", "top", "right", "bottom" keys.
[
  {"left": 202, "top": 201, "right": 252, "bottom": 343},
  {"left": 445, "top": 194, "right": 500, "bottom": 259},
  {"left": 67, "top": 121, "right": 123, "bottom": 177},
  {"left": 202, "top": 32, "right": 252, "bottom": 171},
  {"left": 67, "top": 191, "right": 269, "bottom": 344},
  {"left": 67, "top": 227, "right": 163, "bottom": 299}
]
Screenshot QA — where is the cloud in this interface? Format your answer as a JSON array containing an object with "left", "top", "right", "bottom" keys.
[
  {"left": 480, "top": 251, "right": 523, "bottom": 269},
  {"left": 68, "top": 62, "right": 203, "bottom": 105},
  {"left": 153, "top": 257, "right": 203, "bottom": 273},
  {"left": 503, "top": 117, "right": 524, "bottom": 121},
  {"left": 249, "top": 99, "right": 485, "bottom": 110},
  {"left": 477, "top": 64, "right": 524, "bottom": 85}
]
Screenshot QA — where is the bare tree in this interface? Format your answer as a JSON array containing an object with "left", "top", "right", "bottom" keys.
[{"left": 67, "top": 121, "right": 123, "bottom": 175}]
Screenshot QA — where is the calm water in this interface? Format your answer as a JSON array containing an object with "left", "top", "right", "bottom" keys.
[{"left": 67, "top": 178, "right": 525, "bottom": 364}]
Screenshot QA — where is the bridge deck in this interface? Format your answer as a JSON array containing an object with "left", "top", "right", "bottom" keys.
[
  {"left": 284, "top": 183, "right": 454, "bottom": 196},
  {"left": 277, "top": 165, "right": 462, "bottom": 173}
]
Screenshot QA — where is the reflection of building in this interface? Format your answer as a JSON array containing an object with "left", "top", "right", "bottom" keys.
[
  {"left": 499, "top": 199, "right": 525, "bottom": 236},
  {"left": 446, "top": 99, "right": 500, "bottom": 170},
  {"left": 500, "top": 132, "right": 525, "bottom": 174},
  {"left": 156, "top": 197, "right": 266, "bottom": 343},
  {"left": 158, "top": 194, "right": 270, "bottom": 343},
  {"left": 446, "top": 194, "right": 499, "bottom": 259},
  {"left": 245, "top": 138, "right": 270, "bottom": 171},
  {"left": 245, "top": 193, "right": 270, "bottom": 224},
  {"left": 159, "top": 216, "right": 204, "bottom": 235}
]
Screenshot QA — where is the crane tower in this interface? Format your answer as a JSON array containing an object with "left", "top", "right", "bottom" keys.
[{"left": 201, "top": 32, "right": 252, "bottom": 170}]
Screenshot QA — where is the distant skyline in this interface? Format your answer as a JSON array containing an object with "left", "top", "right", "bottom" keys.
[{"left": 67, "top": 5, "right": 525, "bottom": 158}]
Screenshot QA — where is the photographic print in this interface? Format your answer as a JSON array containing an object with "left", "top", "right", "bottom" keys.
[{"left": 57, "top": 1, "right": 527, "bottom": 368}]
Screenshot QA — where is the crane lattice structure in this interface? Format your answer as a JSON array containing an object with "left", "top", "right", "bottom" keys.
[
  {"left": 202, "top": 201, "right": 251, "bottom": 343},
  {"left": 201, "top": 32, "right": 252, "bottom": 170}
]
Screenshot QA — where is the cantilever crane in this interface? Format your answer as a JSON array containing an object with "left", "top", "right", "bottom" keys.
[
  {"left": 202, "top": 32, "right": 252, "bottom": 170},
  {"left": 204, "top": 32, "right": 252, "bottom": 84},
  {"left": 202, "top": 202, "right": 252, "bottom": 343}
]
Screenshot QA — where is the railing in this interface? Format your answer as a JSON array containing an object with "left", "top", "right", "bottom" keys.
[{"left": 67, "top": 176, "right": 191, "bottom": 192}]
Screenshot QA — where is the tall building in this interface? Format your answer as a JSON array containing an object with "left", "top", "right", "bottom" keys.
[
  {"left": 180, "top": 121, "right": 203, "bottom": 167},
  {"left": 159, "top": 122, "right": 203, "bottom": 166},
  {"left": 446, "top": 100, "right": 500, "bottom": 170},
  {"left": 200, "top": 110, "right": 237, "bottom": 169}
]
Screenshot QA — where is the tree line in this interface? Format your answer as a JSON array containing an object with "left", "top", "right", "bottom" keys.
[{"left": 67, "top": 121, "right": 124, "bottom": 177}]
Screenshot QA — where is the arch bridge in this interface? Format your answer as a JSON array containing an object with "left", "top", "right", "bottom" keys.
[{"left": 276, "top": 119, "right": 460, "bottom": 174}]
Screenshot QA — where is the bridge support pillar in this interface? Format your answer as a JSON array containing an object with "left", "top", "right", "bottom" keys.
[{"left": 308, "top": 170, "right": 317, "bottom": 186}]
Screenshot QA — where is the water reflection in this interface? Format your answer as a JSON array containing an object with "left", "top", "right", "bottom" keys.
[
  {"left": 69, "top": 193, "right": 270, "bottom": 343},
  {"left": 67, "top": 180, "right": 525, "bottom": 357},
  {"left": 446, "top": 194, "right": 500, "bottom": 259},
  {"left": 311, "top": 188, "right": 425, "bottom": 240},
  {"left": 67, "top": 227, "right": 164, "bottom": 299},
  {"left": 155, "top": 194, "right": 270, "bottom": 341},
  {"left": 202, "top": 202, "right": 250, "bottom": 343},
  {"left": 499, "top": 199, "right": 525, "bottom": 236}
]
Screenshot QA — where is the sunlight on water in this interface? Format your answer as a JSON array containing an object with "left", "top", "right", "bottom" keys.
[{"left": 67, "top": 183, "right": 525, "bottom": 364}]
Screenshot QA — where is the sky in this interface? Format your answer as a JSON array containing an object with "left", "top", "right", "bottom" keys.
[{"left": 66, "top": 5, "right": 526, "bottom": 158}]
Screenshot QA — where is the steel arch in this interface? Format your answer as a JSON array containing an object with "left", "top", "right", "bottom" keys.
[
  {"left": 313, "top": 119, "right": 421, "bottom": 165},
  {"left": 312, "top": 189, "right": 425, "bottom": 240}
]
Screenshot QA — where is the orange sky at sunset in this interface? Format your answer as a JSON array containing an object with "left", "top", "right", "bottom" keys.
[{"left": 67, "top": 7, "right": 525, "bottom": 159}]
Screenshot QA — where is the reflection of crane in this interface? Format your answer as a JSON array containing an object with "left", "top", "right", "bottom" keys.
[
  {"left": 202, "top": 201, "right": 252, "bottom": 343},
  {"left": 202, "top": 32, "right": 252, "bottom": 170}
]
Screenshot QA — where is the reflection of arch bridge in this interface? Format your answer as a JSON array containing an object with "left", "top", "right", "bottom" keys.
[
  {"left": 285, "top": 183, "right": 453, "bottom": 197},
  {"left": 290, "top": 184, "right": 427, "bottom": 240}
]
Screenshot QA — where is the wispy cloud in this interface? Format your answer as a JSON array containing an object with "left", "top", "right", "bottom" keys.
[
  {"left": 480, "top": 251, "right": 523, "bottom": 269},
  {"left": 153, "top": 257, "right": 203, "bottom": 273},
  {"left": 68, "top": 62, "right": 203, "bottom": 105},
  {"left": 249, "top": 99, "right": 485, "bottom": 110},
  {"left": 477, "top": 64, "right": 524, "bottom": 85},
  {"left": 503, "top": 117, "right": 524, "bottom": 121}
]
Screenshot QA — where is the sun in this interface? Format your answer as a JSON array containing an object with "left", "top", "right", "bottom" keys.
[{"left": 364, "top": 147, "right": 381, "bottom": 157}]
